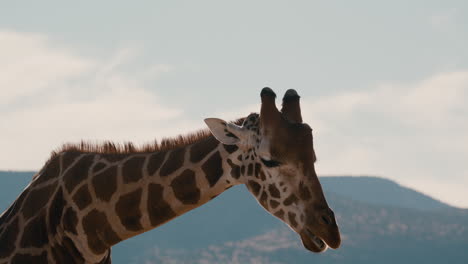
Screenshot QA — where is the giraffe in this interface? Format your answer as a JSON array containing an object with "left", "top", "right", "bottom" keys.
[{"left": 0, "top": 87, "right": 341, "bottom": 264}]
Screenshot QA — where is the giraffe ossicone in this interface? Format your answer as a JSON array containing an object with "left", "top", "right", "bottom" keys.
[{"left": 0, "top": 87, "right": 341, "bottom": 264}]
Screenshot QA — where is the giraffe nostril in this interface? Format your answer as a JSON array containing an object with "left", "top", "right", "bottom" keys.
[{"left": 321, "top": 215, "right": 331, "bottom": 225}]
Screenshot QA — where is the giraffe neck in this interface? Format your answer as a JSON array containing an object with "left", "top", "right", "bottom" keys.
[
  {"left": 65, "top": 135, "right": 244, "bottom": 262},
  {"left": 117, "top": 135, "right": 243, "bottom": 237},
  {"left": 0, "top": 134, "right": 246, "bottom": 264}
]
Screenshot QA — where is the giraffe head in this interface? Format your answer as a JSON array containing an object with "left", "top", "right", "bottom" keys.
[{"left": 205, "top": 87, "right": 341, "bottom": 252}]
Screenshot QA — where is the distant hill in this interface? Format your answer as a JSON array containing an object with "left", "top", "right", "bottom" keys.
[
  {"left": 1, "top": 171, "right": 467, "bottom": 264},
  {"left": 320, "top": 176, "right": 455, "bottom": 211}
]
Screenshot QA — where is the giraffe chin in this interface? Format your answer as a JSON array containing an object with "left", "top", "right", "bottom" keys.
[{"left": 299, "top": 229, "right": 328, "bottom": 253}]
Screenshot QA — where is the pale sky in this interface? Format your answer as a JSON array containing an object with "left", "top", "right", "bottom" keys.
[{"left": 1, "top": 1, "right": 467, "bottom": 208}]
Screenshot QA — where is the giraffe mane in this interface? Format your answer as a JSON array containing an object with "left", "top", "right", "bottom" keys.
[{"left": 49, "top": 118, "right": 246, "bottom": 158}]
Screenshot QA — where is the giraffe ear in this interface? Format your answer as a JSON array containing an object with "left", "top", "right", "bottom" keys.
[{"left": 204, "top": 118, "right": 246, "bottom": 145}]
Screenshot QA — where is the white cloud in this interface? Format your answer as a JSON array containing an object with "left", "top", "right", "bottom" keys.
[
  {"left": 0, "top": 30, "right": 197, "bottom": 170},
  {"left": 300, "top": 71, "right": 468, "bottom": 208},
  {"left": 0, "top": 30, "right": 94, "bottom": 104}
]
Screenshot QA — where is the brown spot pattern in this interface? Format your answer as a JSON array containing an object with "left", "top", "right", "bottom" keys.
[
  {"left": 247, "top": 180, "right": 261, "bottom": 196},
  {"left": 92, "top": 162, "right": 107, "bottom": 173},
  {"left": 259, "top": 171, "right": 266, "bottom": 181},
  {"left": 63, "top": 154, "right": 94, "bottom": 193},
  {"left": 223, "top": 144, "right": 238, "bottom": 154},
  {"left": 268, "top": 184, "right": 281, "bottom": 198},
  {"left": 0, "top": 218, "right": 19, "bottom": 258},
  {"left": 123, "top": 156, "right": 145, "bottom": 183},
  {"left": 254, "top": 163, "right": 261, "bottom": 178},
  {"left": 48, "top": 188, "right": 65, "bottom": 235},
  {"left": 11, "top": 252, "right": 48, "bottom": 264},
  {"left": 299, "top": 182, "right": 311, "bottom": 201},
  {"left": 259, "top": 191, "right": 268, "bottom": 209},
  {"left": 148, "top": 183, "right": 176, "bottom": 227},
  {"left": 92, "top": 166, "right": 117, "bottom": 202},
  {"left": 73, "top": 185, "right": 92, "bottom": 210},
  {"left": 190, "top": 136, "right": 219, "bottom": 163},
  {"left": 116, "top": 188, "right": 143, "bottom": 231},
  {"left": 63, "top": 207, "right": 78, "bottom": 235},
  {"left": 283, "top": 194, "right": 298, "bottom": 206},
  {"left": 201, "top": 151, "right": 223, "bottom": 187},
  {"left": 270, "top": 200, "right": 280, "bottom": 209},
  {"left": 21, "top": 212, "right": 48, "bottom": 248},
  {"left": 288, "top": 212, "right": 298, "bottom": 227},
  {"left": 171, "top": 169, "right": 200, "bottom": 205},
  {"left": 147, "top": 152, "right": 166, "bottom": 176},
  {"left": 227, "top": 159, "right": 240, "bottom": 179},
  {"left": 274, "top": 209, "right": 285, "bottom": 219},
  {"left": 22, "top": 183, "right": 56, "bottom": 219},
  {"left": 61, "top": 152, "right": 82, "bottom": 172},
  {"left": 160, "top": 148, "right": 185, "bottom": 177},
  {"left": 82, "top": 209, "right": 121, "bottom": 254},
  {"left": 247, "top": 164, "right": 253, "bottom": 176}
]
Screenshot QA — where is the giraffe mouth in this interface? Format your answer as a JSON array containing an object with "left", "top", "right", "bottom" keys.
[{"left": 299, "top": 229, "right": 327, "bottom": 253}]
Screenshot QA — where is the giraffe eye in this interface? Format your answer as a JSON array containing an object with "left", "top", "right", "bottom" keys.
[{"left": 260, "top": 158, "right": 281, "bottom": 168}]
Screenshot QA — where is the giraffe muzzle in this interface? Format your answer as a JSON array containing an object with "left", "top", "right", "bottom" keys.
[
  {"left": 299, "top": 229, "right": 327, "bottom": 253},
  {"left": 299, "top": 209, "right": 341, "bottom": 252}
]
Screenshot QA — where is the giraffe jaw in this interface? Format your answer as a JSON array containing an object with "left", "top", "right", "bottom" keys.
[{"left": 299, "top": 229, "right": 327, "bottom": 253}]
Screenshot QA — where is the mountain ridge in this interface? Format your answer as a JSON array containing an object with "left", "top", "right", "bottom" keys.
[
  {"left": 1, "top": 171, "right": 466, "bottom": 264},
  {"left": 1, "top": 171, "right": 461, "bottom": 212},
  {"left": 320, "top": 175, "right": 462, "bottom": 211}
]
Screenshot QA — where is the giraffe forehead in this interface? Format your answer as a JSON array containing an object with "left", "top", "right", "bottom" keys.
[
  {"left": 242, "top": 113, "right": 260, "bottom": 128},
  {"left": 242, "top": 114, "right": 299, "bottom": 157}
]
